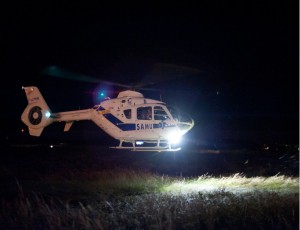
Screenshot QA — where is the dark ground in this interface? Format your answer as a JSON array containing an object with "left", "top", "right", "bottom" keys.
[
  {"left": 0, "top": 143, "right": 298, "bottom": 230},
  {"left": 1, "top": 143, "right": 298, "bottom": 178},
  {"left": 0, "top": 142, "right": 298, "bottom": 201}
]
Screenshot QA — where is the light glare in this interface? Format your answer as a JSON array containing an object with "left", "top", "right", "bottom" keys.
[
  {"left": 45, "top": 111, "right": 51, "bottom": 118},
  {"left": 136, "top": 141, "right": 144, "bottom": 145},
  {"left": 167, "top": 131, "right": 182, "bottom": 144}
]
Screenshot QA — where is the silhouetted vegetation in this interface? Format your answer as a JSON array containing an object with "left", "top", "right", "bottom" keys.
[{"left": 0, "top": 145, "right": 298, "bottom": 229}]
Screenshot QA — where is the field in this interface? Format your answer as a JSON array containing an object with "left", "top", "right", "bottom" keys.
[{"left": 0, "top": 143, "right": 298, "bottom": 229}]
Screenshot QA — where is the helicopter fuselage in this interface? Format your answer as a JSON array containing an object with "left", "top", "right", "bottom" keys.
[
  {"left": 21, "top": 87, "right": 194, "bottom": 151},
  {"left": 92, "top": 97, "right": 178, "bottom": 142}
]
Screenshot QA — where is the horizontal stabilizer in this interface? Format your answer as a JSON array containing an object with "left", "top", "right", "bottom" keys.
[
  {"left": 64, "top": 121, "right": 74, "bottom": 132},
  {"left": 28, "top": 127, "right": 44, "bottom": 136}
]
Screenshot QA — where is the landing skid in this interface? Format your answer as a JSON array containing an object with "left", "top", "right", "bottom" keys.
[
  {"left": 110, "top": 146, "right": 181, "bottom": 152},
  {"left": 110, "top": 139, "right": 181, "bottom": 152}
]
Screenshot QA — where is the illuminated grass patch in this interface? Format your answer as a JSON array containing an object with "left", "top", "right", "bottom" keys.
[
  {"left": 1, "top": 170, "right": 298, "bottom": 229},
  {"left": 163, "top": 173, "right": 299, "bottom": 194},
  {"left": 24, "top": 170, "right": 299, "bottom": 199}
]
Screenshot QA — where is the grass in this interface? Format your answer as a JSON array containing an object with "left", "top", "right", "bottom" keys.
[
  {"left": 0, "top": 145, "right": 298, "bottom": 228},
  {"left": 165, "top": 173, "right": 299, "bottom": 194},
  {"left": 0, "top": 169, "right": 298, "bottom": 229}
]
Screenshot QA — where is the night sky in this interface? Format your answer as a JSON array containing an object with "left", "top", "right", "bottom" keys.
[{"left": 1, "top": 2, "right": 299, "bottom": 147}]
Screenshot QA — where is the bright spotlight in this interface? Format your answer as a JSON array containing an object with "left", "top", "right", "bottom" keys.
[{"left": 167, "top": 131, "right": 182, "bottom": 144}]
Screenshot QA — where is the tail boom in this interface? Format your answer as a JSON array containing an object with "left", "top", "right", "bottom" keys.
[
  {"left": 21, "top": 86, "right": 93, "bottom": 136},
  {"left": 51, "top": 109, "right": 93, "bottom": 132}
]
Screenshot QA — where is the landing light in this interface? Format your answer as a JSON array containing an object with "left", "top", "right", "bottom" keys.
[{"left": 167, "top": 131, "right": 182, "bottom": 144}]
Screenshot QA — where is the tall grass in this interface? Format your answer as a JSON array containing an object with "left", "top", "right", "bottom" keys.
[
  {"left": 0, "top": 170, "right": 298, "bottom": 229},
  {"left": 165, "top": 173, "right": 299, "bottom": 194}
]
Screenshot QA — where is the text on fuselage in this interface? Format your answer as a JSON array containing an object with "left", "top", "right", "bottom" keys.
[{"left": 136, "top": 123, "right": 153, "bottom": 130}]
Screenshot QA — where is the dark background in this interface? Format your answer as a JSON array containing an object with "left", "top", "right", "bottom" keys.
[{"left": 1, "top": 2, "right": 299, "bottom": 148}]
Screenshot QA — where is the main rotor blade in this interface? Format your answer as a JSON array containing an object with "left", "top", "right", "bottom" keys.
[
  {"left": 41, "top": 66, "right": 131, "bottom": 88},
  {"left": 41, "top": 62, "right": 204, "bottom": 94},
  {"left": 133, "top": 62, "right": 203, "bottom": 89},
  {"left": 154, "top": 62, "right": 203, "bottom": 75}
]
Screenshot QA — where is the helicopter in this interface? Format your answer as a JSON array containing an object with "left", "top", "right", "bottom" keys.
[{"left": 21, "top": 85, "right": 194, "bottom": 152}]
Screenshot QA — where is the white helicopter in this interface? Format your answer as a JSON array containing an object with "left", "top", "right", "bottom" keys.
[{"left": 21, "top": 85, "right": 194, "bottom": 152}]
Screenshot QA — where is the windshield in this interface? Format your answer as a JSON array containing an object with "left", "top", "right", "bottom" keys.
[
  {"left": 166, "top": 106, "right": 179, "bottom": 120},
  {"left": 167, "top": 105, "right": 194, "bottom": 134},
  {"left": 154, "top": 106, "right": 170, "bottom": 120}
]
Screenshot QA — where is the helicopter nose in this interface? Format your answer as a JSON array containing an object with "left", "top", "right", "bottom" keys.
[{"left": 177, "top": 117, "right": 194, "bottom": 135}]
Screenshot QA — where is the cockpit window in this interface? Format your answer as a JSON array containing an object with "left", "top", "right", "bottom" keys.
[
  {"left": 154, "top": 106, "right": 170, "bottom": 120},
  {"left": 137, "top": 107, "right": 152, "bottom": 120},
  {"left": 124, "top": 109, "right": 132, "bottom": 119},
  {"left": 166, "top": 106, "right": 179, "bottom": 120}
]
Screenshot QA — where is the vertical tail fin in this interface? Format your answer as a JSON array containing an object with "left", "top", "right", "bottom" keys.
[{"left": 21, "top": 86, "right": 53, "bottom": 136}]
